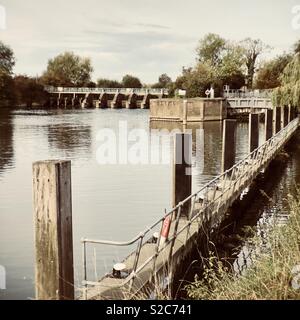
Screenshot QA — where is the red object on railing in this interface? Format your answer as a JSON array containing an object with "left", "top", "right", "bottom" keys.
[{"left": 160, "top": 216, "right": 171, "bottom": 247}]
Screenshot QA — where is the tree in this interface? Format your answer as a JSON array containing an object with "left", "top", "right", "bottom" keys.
[
  {"left": 152, "top": 73, "right": 172, "bottom": 89},
  {"left": 41, "top": 52, "right": 93, "bottom": 87},
  {"left": 196, "top": 33, "right": 226, "bottom": 66},
  {"left": 174, "top": 63, "right": 220, "bottom": 98},
  {"left": 158, "top": 73, "right": 172, "bottom": 88},
  {"left": 122, "top": 74, "right": 142, "bottom": 88},
  {"left": 0, "top": 41, "right": 15, "bottom": 75},
  {"left": 273, "top": 51, "right": 300, "bottom": 107},
  {"left": 217, "top": 44, "right": 246, "bottom": 89},
  {"left": 196, "top": 34, "right": 247, "bottom": 89},
  {"left": 294, "top": 40, "right": 300, "bottom": 54},
  {"left": 97, "top": 78, "right": 122, "bottom": 88},
  {"left": 13, "top": 75, "right": 47, "bottom": 107},
  {"left": 255, "top": 54, "right": 292, "bottom": 89},
  {"left": 0, "top": 41, "right": 15, "bottom": 103},
  {"left": 241, "top": 38, "right": 270, "bottom": 89}
]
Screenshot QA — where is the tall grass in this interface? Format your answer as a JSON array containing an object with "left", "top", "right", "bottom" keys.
[{"left": 186, "top": 191, "right": 300, "bottom": 300}]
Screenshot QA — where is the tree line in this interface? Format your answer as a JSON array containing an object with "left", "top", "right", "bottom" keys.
[{"left": 0, "top": 34, "right": 300, "bottom": 107}]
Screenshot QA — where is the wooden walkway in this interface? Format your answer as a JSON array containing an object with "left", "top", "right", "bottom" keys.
[{"left": 80, "top": 116, "right": 300, "bottom": 300}]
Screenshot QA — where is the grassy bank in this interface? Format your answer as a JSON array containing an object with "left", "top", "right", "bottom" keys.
[{"left": 186, "top": 190, "right": 300, "bottom": 300}]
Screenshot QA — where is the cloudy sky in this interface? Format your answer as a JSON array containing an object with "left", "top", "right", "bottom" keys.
[{"left": 0, "top": 0, "right": 299, "bottom": 83}]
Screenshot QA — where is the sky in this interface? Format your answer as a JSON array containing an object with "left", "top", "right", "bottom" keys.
[{"left": 0, "top": 0, "right": 300, "bottom": 83}]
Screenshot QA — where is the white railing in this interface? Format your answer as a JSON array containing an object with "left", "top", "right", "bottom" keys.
[
  {"left": 224, "top": 89, "right": 273, "bottom": 99},
  {"left": 44, "top": 86, "right": 169, "bottom": 95}
]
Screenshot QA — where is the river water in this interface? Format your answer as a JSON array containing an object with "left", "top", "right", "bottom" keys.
[{"left": 0, "top": 108, "right": 299, "bottom": 300}]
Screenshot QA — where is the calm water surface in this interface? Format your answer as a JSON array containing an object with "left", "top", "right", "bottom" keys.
[{"left": 0, "top": 108, "right": 298, "bottom": 299}]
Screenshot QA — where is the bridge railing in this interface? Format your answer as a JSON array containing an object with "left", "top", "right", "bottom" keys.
[
  {"left": 80, "top": 116, "right": 299, "bottom": 298},
  {"left": 44, "top": 86, "right": 168, "bottom": 95},
  {"left": 224, "top": 89, "right": 273, "bottom": 99}
]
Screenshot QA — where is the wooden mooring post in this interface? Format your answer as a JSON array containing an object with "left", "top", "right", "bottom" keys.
[
  {"left": 182, "top": 100, "right": 188, "bottom": 125},
  {"left": 282, "top": 106, "right": 289, "bottom": 129},
  {"left": 265, "top": 109, "right": 273, "bottom": 141},
  {"left": 221, "top": 119, "right": 236, "bottom": 173},
  {"left": 32, "top": 160, "right": 74, "bottom": 300},
  {"left": 249, "top": 113, "right": 259, "bottom": 153},
  {"left": 173, "top": 133, "right": 192, "bottom": 216},
  {"left": 274, "top": 107, "right": 281, "bottom": 134},
  {"left": 288, "top": 105, "right": 292, "bottom": 123}
]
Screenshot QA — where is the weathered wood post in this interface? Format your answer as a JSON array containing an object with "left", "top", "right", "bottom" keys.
[
  {"left": 292, "top": 106, "right": 297, "bottom": 120},
  {"left": 265, "top": 109, "right": 273, "bottom": 141},
  {"left": 249, "top": 113, "right": 259, "bottom": 153},
  {"left": 182, "top": 100, "right": 188, "bottom": 125},
  {"left": 221, "top": 119, "right": 236, "bottom": 173},
  {"left": 57, "top": 93, "right": 61, "bottom": 108},
  {"left": 281, "top": 105, "right": 288, "bottom": 129},
  {"left": 274, "top": 107, "right": 281, "bottom": 134},
  {"left": 71, "top": 94, "right": 76, "bottom": 108},
  {"left": 173, "top": 133, "right": 192, "bottom": 216},
  {"left": 33, "top": 160, "right": 74, "bottom": 300},
  {"left": 288, "top": 105, "right": 292, "bottom": 123}
]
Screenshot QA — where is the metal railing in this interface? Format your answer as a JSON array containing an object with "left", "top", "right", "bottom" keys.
[
  {"left": 81, "top": 116, "right": 299, "bottom": 299},
  {"left": 224, "top": 89, "right": 273, "bottom": 99},
  {"left": 44, "top": 86, "right": 168, "bottom": 96}
]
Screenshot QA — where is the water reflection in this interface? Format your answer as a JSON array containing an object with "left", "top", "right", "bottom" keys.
[
  {"left": 150, "top": 121, "right": 223, "bottom": 189},
  {"left": 47, "top": 124, "right": 92, "bottom": 157},
  {"left": 0, "top": 109, "right": 14, "bottom": 177}
]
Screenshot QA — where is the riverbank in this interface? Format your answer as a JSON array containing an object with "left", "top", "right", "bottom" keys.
[{"left": 186, "top": 190, "right": 300, "bottom": 300}]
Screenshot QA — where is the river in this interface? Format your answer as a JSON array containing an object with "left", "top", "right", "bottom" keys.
[{"left": 0, "top": 107, "right": 299, "bottom": 299}]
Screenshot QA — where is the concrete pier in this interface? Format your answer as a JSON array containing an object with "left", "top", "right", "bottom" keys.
[
  {"left": 126, "top": 93, "right": 138, "bottom": 109},
  {"left": 150, "top": 98, "right": 227, "bottom": 122}
]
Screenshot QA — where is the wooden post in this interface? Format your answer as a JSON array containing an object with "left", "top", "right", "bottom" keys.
[
  {"left": 288, "top": 105, "right": 292, "bottom": 123},
  {"left": 292, "top": 106, "right": 296, "bottom": 120},
  {"left": 281, "top": 106, "right": 288, "bottom": 129},
  {"left": 249, "top": 113, "right": 259, "bottom": 153},
  {"left": 71, "top": 94, "right": 75, "bottom": 108},
  {"left": 33, "top": 160, "right": 74, "bottom": 300},
  {"left": 221, "top": 119, "right": 236, "bottom": 173},
  {"left": 182, "top": 100, "right": 188, "bottom": 125},
  {"left": 173, "top": 133, "right": 192, "bottom": 216},
  {"left": 274, "top": 107, "right": 281, "bottom": 134},
  {"left": 265, "top": 109, "right": 273, "bottom": 141}
]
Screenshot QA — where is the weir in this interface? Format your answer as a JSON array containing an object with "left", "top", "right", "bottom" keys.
[
  {"left": 32, "top": 108, "right": 299, "bottom": 300},
  {"left": 44, "top": 86, "right": 168, "bottom": 109}
]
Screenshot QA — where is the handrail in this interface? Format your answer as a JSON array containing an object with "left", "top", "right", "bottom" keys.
[
  {"left": 44, "top": 86, "right": 169, "bottom": 95},
  {"left": 223, "top": 89, "right": 273, "bottom": 99}
]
